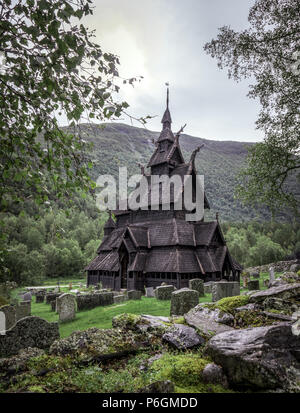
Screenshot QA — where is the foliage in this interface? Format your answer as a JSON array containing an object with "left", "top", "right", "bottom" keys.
[
  {"left": 222, "top": 220, "right": 300, "bottom": 266},
  {"left": 0, "top": 0, "right": 140, "bottom": 209},
  {"left": 204, "top": 0, "right": 300, "bottom": 213},
  {"left": 0, "top": 192, "right": 105, "bottom": 284},
  {"left": 0, "top": 295, "right": 9, "bottom": 307}
]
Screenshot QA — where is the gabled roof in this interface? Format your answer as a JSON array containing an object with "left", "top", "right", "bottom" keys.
[
  {"left": 85, "top": 251, "right": 119, "bottom": 271},
  {"left": 194, "top": 221, "right": 218, "bottom": 246}
]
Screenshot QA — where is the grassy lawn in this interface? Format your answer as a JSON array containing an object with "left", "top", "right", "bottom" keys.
[
  {"left": 11, "top": 271, "right": 282, "bottom": 339},
  {"left": 31, "top": 294, "right": 212, "bottom": 338}
]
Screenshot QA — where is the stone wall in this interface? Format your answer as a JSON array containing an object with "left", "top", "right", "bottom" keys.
[
  {"left": 76, "top": 292, "right": 114, "bottom": 311},
  {"left": 245, "top": 260, "right": 298, "bottom": 275}
]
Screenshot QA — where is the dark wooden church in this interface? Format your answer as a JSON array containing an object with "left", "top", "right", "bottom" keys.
[{"left": 86, "top": 91, "right": 242, "bottom": 290}]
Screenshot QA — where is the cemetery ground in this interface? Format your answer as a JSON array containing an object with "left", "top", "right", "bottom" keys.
[
  {"left": 11, "top": 272, "right": 273, "bottom": 338},
  {"left": 1, "top": 269, "right": 299, "bottom": 394}
]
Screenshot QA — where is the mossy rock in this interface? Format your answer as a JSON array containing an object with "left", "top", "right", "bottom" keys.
[
  {"left": 209, "top": 295, "right": 249, "bottom": 314},
  {"left": 149, "top": 353, "right": 233, "bottom": 393},
  {"left": 112, "top": 313, "right": 142, "bottom": 329}
]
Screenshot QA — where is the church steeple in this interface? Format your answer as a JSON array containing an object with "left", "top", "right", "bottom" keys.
[{"left": 161, "top": 85, "right": 172, "bottom": 130}]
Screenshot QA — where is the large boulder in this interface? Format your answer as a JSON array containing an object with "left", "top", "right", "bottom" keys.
[
  {"left": 249, "top": 283, "right": 300, "bottom": 304},
  {"left": 0, "top": 316, "right": 59, "bottom": 358},
  {"left": 170, "top": 288, "right": 199, "bottom": 316},
  {"left": 49, "top": 327, "right": 145, "bottom": 361},
  {"left": 184, "top": 304, "right": 234, "bottom": 337},
  {"left": 202, "top": 363, "right": 228, "bottom": 388},
  {"left": 162, "top": 324, "right": 205, "bottom": 349},
  {"left": 206, "top": 323, "right": 300, "bottom": 390}
]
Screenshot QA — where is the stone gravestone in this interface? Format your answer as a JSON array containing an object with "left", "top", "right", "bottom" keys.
[
  {"left": 204, "top": 282, "right": 214, "bottom": 294},
  {"left": 155, "top": 285, "right": 175, "bottom": 300},
  {"left": 247, "top": 280, "right": 260, "bottom": 291},
  {"left": 127, "top": 290, "right": 142, "bottom": 300},
  {"left": 212, "top": 282, "right": 240, "bottom": 302},
  {"left": 0, "top": 316, "right": 59, "bottom": 358},
  {"left": 0, "top": 305, "right": 16, "bottom": 330},
  {"left": 170, "top": 288, "right": 199, "bottom": 316},
  {"left": 46, "top": 292, "right": 61, "bottom": 305},
  {"left": 36, "top": 292, "right": 45, "bottom": 303},
  {"left": 16, "top": 301, "right": 31, "bottom": 321},
  {"left": 23, "top": 291, "right": 32, "bottom": 302},
  {"left": 56, "top": 294, "right": 76, "bottom": 323},
  {"left": 145, "top": 287, "right": 155, "bottom": 297},
  {"left": 251, "top": 271, "right": 260, "bottom": 279},
  {"left": 269, "top": 267, "right": 275, "bottom": 286},
  {"left": 189, "top": 279, "right": 204, "bottom": 296},
  {"left": 113, "top": 295, "right": 126, "bottom": 304}
]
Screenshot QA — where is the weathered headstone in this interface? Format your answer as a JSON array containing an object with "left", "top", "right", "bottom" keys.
[
  {"left": 247, "top": 280, "right": 260, "bottom": 291},
  {"left": 16, "top": 301, "right": 31, "bottom": 321},
  {"left": 23, "top": 292, "right": 32, "bottom": 302},
  {"left": 170, "top": 288, "right": 199, "bottom": 316},
  {"left": 50, "top": 300, "right": 57, "bottom": 312},
  {"left": 269, "top": 266, "right": 275, "bottom": 285},
  {"left": 0, "top": 316, "right": 59, "bottom": 357},
  {"left": 211, "top": 282, "right": 240, "bottom": 302},
  {"left": 251, "top": 271, "right": 260, "bottom": 279},
  {"left": 96, "top": 291, "right": 114, "bottom": 306},
  {"left": 189, "top": 279, "right": 204, "bottom": 296},
  {"left": 56, "top": 293, "right": 76, "bottom": 323},
  {"left": 155, "top": 285, "right": 175, "bottom": 300},
  {"left": 113, "top": 295, "right": 126, "bottom": 304},
  {"left": 0, "top": 305, "right": 16, "bottom": 330},
  {"left": 145, "top": 287, "right": 155, "bottom": 297},
  {"left": 36, "top": 293, "right": 45, "bottom": 303},
  {"left": 46, "top": 292, "right": 61, "bottom": 305},
  {"left": 127, "top": 290, "right": 142, "bottom": 300},
  {"left": 204, "top": 282, "right": 214, "bottom": 294}
]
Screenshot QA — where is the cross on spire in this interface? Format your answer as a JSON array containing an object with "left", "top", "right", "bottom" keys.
[{"left": 161, "top": 83, "right": 172, "bottom": 129}]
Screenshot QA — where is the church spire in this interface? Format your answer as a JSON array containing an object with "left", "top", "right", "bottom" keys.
[{"left": 161, "top": 84, "right": 172, "bottom": 129}]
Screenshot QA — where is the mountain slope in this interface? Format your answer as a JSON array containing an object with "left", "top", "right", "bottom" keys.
[{"left": 71, "top": 122, "right": 288, "bottom": 221}]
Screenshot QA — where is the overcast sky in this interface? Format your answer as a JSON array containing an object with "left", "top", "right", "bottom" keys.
[{"left": 83, "top": 0, "right": 263, "bottom": 142}]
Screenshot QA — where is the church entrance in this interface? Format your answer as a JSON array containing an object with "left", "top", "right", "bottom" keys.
[{"left": 119, "top": 245, "right": 129, "bottom": 289}]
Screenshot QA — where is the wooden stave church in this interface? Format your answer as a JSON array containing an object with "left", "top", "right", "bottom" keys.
[{"left": 86, "top": 91, "right": 243, "bottom": 290}]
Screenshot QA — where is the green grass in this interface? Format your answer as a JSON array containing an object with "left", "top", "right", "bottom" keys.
[{"left": 31, "top": 294, "right": 212, "bottom": 338}]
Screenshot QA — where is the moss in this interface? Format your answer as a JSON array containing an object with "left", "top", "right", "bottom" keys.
[
  {"left": 233, "top": 310, "right": 276, "bottom": 328},
  {"left": 149, "top": 352, "right": 234, "bottom": 393},
  {"left": 112, "top": 313, "right": 142, "bottom": 329},
  {"left": 150, "top": 353, "right": 209, "bottom": 387},
  {"left": 210, "top": 295, "right": 249, "bottom": 314},
  {"left": 171, "top": 316, "right": 186, "bottom": 325}
]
